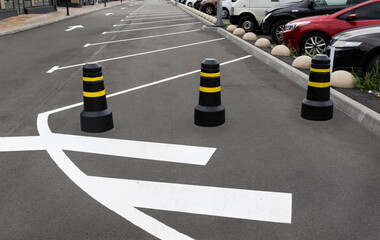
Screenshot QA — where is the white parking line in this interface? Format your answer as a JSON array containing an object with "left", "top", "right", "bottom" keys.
[
  {"left": 47, "top": 38, "right": 225, "bottom": 73},
  {"left": 103, "top": 22, "right": 201, "bottom": 34},
  {"left": 84, "top": 29, "right": 200, "bottom": 47},
  {"left": 113, "top": 18, "right": 194, "bottom": 27},
  {"left": 127, "top": 13, "right": 187, "bottom": 18},
  {"left": 122, "top": 15, "right": 188, "bottom": 21}
]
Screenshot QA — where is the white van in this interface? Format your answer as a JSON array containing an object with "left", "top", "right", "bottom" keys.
[{"left": 229, "top": 0, "right": 294, "bottom": 32}]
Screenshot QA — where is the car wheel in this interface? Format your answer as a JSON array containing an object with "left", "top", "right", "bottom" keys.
[
  {"left": 365, "top": 54, "right": 380, "bottom": 73},
  {"left": 271, "top": 20, "right": 289, "bottom": 44},
  {"left": 238, "top": 16, "right": 257, "bottom": 32},
  {"left": 187, "top": 2, "right": 192, "bottom": 7},
  {"left": 221, "top": 8, "right": 229, "bottom": 19},
  {"left": 204, "top": 4, "right": 215, "bottom": 15},
  {"left": 300, "top": 32, "right": 330, "bottom": 57}
]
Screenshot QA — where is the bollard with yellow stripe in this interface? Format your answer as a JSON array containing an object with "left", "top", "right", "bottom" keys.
[
  {"left": 80, "top": 62, "right": 114, "bottom": 132},
  {"left": 301, "top": 54, "right": 333, "bottom": 121},
  {"left": 194, "top": 58, "right": 225, "bottom": 127}
]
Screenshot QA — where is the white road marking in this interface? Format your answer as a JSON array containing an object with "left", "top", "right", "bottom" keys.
[
  {"left": 105, "top": 13, "right": 114, "bottom": 16},
  {"left": 103, "top": 22, "right": 200, "bottom": 34},
  {"left": 121, "top": 7, "right": 126, "bottom": 9},
  {"left": 2, "top": 54, "right": 292, "bottom": 239},
  {"left": 47, "top": 38, "right": 225, "bottom": 73},
  {"left": 65, "top": 25, "right": 83, "bottom": 31},
  {"left": 127, "top": 13, "right": 187, "bottom": 18},
  {"left": 113, "top": 17, "right": 194, "bottom": 27},
  {"left": 131, "top": 12, "right": 184, "bottom": 16},
  {"left": 122, "top": 15, "right": 187, "bottom": 21},
  {"left": 84, "top": 29, "right": 200, "bottom": 47}
]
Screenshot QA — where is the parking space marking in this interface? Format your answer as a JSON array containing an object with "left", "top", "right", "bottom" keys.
[
  {"left": 83, "top": 29, "right": 200, "bottom": 47},
  {"left": 122, "top": 15, "right": 188, "bottom": 21},
  {"left": 47, "top": 38, "right": 225, "bottom": 73},
  {"left": 113, "top": 18, "right": 194, "bottom": 27},
  {"left": 126, "top": 13, "right": 187, "bottom": 18},
  {"left": 130, "top": 12, "right": 185, "bottom": 17},
  {"left": 102, "top": 22, "right": 201, "bottom": 34}
]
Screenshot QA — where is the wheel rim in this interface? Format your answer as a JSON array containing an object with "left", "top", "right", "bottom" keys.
[
  {"left": 304, "top": 36, "right": 327, "bottom": 56},
  {"left": 275, "top": 25, "right": 285, "bottom": 42},
  {"left": 222, "top": 9, "right": 227, "bottom": 18},
  {"left": 205, "top": 6, "right": 213, "bottom": 14},
  {"left": 242, "top": 21, "right": 252, "bottom": 31}
]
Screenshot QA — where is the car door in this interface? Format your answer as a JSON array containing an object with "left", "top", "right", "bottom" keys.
[
  {"left": 313, "top": 0, "right": 347, "bottom": 15},
  {"left": 337, "top": 1, "right": 380, "bottom": 33}
]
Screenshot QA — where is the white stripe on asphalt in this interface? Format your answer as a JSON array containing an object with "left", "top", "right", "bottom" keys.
[
  {"left": 48, "top": 38, "right": 224, "bottom": 73},
  {"left": 122, "top": 15, "right": 188, "bottom": 21},
  {"left": 84, "top": 29, "right": 200, "bottom": 47},
  {"left": 103, "top": 22, "right": 200, "bottom": 34},
  {"left": 130, "top": 12, "right": 185, "bottom": 17},
  {"left": 113, "top": 18, "right": 194, "bottom": 27},
  {"left": 126, "top": 13, "right": 187, "bottom": 18}
]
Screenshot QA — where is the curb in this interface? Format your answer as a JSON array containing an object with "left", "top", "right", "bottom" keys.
[
  {"left": 0, "top": 3, "right": 126, "bottom": 37},
  {"left": 177, "top": 3, "right": 380, "bottom": 138}
]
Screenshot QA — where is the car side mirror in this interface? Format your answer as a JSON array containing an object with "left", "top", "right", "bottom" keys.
[
  {"left": 346, "top": 14, "right": 356, "bottom": 22},
  {"left": 308, "top": 0, "right": 316, "bottom": 9}
]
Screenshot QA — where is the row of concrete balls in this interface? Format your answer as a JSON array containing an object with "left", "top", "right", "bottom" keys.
[
  {"left": 226, "top": 25, "right": 355, "bottom": 88},
  {"left": 179, "top": 1, "right": 217, "bottom": 23}
]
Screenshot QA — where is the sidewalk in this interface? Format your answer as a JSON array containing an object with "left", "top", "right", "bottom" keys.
[{"left": 0, "top": 1, "right": 126, "bottom": 36}]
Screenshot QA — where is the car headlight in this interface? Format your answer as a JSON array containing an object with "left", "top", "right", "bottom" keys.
[
  {"left": 262, "top": 12, "right": 272, "bottom": 23},
  {"left": 284, "top": 21, "right": 311, "bottom": 31},
  {"left": 331, "top": 40, "right": 362, "bottom": 48}
]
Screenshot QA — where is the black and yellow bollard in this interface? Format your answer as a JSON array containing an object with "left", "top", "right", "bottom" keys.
[
  {"left": 301, "top": 54, "right": 333, "bottom": 121},
  {"left": 194, "top": 58, "right": 225, "bottom": 127},
  {"left": 80, "top": 62, "right": 114, "bottom": 133}
]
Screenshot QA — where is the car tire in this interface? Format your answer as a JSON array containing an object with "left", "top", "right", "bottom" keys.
[
  {"left": 187, "top": 2, "right": 192, "bottom": 7},
  {"left": 203, "top": 4, "right": 215, "bottom": 15},
  {"left": 221, "top": 8, "right": 229, "bottom": 19},
  {"left": 238, "top": 16, "right": 257, "bottom": 32},
  {"left": 300, "top": 32, "right": 330, "bottom": 57},
  {"left": 271, "top": 19, "right": 289, "bottom": 44},
  {"left": 365, "top": 54, "right": 380, "bottom": 73}
]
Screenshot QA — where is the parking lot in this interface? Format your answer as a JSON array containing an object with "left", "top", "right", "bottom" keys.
[{"left": 0, "top": 0, "right": 379, "bottom": 239}]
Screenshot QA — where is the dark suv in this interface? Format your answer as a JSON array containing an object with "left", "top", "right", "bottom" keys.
[{"left": 261, "top": 0, "right": 366, "bottom": 43}]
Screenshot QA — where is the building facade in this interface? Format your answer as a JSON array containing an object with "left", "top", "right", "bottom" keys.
[{"left": 0, "top": 0, "right": 56, "bottom": 19}]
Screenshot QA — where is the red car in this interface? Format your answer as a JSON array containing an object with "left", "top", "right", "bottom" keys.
[{"left": 282, "top": 0, "right": 380, "bottom": 56}]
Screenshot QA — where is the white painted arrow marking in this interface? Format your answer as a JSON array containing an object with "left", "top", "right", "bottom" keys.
[
  {"left": 105, "top": 13, "right": 114, "bottom": 16},
  {"left": 65, "top": 25, "right": 83, "bottom": 31}
]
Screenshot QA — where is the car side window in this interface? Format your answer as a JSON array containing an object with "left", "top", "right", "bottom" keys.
[
  {"left": 338, "top": 2, "right": 380, "bottom": 20},
  {"left": 314, "top": 0, "right": 347, "bottom": 6}
]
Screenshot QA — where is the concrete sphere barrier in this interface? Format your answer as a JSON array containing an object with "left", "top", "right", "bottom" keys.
[
  {"left": 211, "top": 17, "right": 217, "bottom": 23},
  {"left": 292, "top": 56, "right": 312, "bottom": 69},
  {"left": 226, "top": 25, "right": 237, "bottom": 32},
  {"left": 242, "top": 32, "right": 257, "bottom": 41},
  {"left": 233, "top": 28, "right": 245, "bottom": 36},
  {"left": 331, "top": 70, "right": 355, "bottom": 88},
  {"left": 254, "top": 38, "right": 271, "bottom": 48},
  {"left": 271, "top": 45, "right": 290, "bottom": 56}
]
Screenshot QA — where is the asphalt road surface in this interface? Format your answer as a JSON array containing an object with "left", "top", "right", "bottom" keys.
[{"left": 0, "top": 0, "right": 379, "bottom": 239}]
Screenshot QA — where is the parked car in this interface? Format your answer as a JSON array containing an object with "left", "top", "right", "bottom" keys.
[
  {"left": 229, "top": 0, "right": 295, "bottom": 32},
  {"left": 194, "top": 0, "right": 203, "bottom": 10},
  {"left": 282, "top": 0, "right": 380, "bottom": 56},
  {"left": 327, "top": 24, "right": 380, "bottom": 73},
  {"left": 221, "top": 0, "right": 237, "bottom": 19},
  {"left": 200, "top": 0, "right": 217, "bottom": 15},
  {"left": 186, "top": 0, "right": 198, "bottom": 7},
  {"left": 262, "top": 0, "right": 366, "bottom": 44}
]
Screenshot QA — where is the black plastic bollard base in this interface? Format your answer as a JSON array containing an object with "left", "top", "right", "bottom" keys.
[
  {"left": 194, "top": 105, "right": 225, "bottom": 127},
  {"left": 80, "top": 108, "right": 114, "bottom": 133},
  {"left": 301, "top": 99, "right": 333, "bottom": 121}
]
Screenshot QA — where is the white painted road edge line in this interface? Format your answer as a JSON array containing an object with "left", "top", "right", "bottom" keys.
[
  {"left": 48, "top": 38, "right": 225, "bottom": 73},
  {"left": 113, "top": 18, "right": 194, "bottom": 27},
  {"left": 103, "top": 22, "right": 200, "bottom": 34},
  {"left": 121, "top": 15, "right": 188, "bottom": 21},
  {"left": 84, "top": 29, "right": 201, "bottom": 47}
]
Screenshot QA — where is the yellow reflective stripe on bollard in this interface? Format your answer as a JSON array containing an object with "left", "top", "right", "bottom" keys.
[
  {"left": 200, "top": 86, "right": 221, "bottom": 93},
  {"left": 83, "top": 76, "right": 103, "bottom": 82},
  {"left": 310, "top": 68, "right": 330, "bottom": 73},
  {"left": 83, "top": 90, "right": 106, "bottom": 97},
  {"left": 308, "top": 81, "right": 331, "bottom": 88},
  {"left": 201, "top": 72, "right": 220, "bottom": 78}
]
